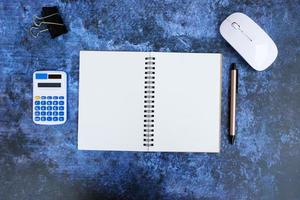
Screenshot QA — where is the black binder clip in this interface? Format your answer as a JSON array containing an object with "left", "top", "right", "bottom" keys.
[{"left": 30, "top": 6, "right": 68, "bottom": 39}]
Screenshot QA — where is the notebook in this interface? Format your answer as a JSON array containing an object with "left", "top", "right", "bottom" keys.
[{"left": 78, "top": 51, "right": 222, "bottom": 153}]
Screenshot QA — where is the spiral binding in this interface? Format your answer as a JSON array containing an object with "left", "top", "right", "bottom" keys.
[{"left": 143, "top": 56, "right": 155, "bottom": 147}]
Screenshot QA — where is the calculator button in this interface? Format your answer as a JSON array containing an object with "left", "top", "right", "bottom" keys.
[
  {"left": 59, "top": 112, "right": 64, "bottom": 116},
  {"left": 47, "top": 111, "right": 52, "bottom": 116},
  {"left": 35, "top": 106, "right": 40, "bottom": 110},
  {"left": 47, "top": 101, "right": 52, "bottom": 105},
  {"left": 53, "top": 117, "right": 58, "bottom": 121},
  {"left": 59, "top": 106, "right": 64, "bottom": 110},
  {"left": 53, "top": 112, "right": 58, "bottom": 116},
  {"left": 47, "top": 106, "right": 52, "bottom": 110},
  {"left": 41, "top": 96, "right": 46, "bottom": 99},
  {"left": 47, "top": 117, "right": 52, "bottom": 121},
  {"left": 59, "top": 101, "right": 64, "bottom": 105},
  {"left": 59, "top": 117, "right": 64, "bottom": 121},
  {"left": 35, "top": 117, "right": 40, "bottom": 121},
  {"left": 41, "top": 117, "right": 46, "bottom": 121},
  {"left": 35, "top": 101, "right": 40, "bottom": 105},
  {"left": 53, "top": 101, "right": 58, "bottom": 105},
  {"left": 59, "top": 96, "right": 64, "bottom": 99},
  {"left": 41, "top": 106, "right": 46, "bottom": 110},
  {"left": 53, "top": 106, "right": 58, "bottom": 110},
  {"left": 35, "top": 96, "right": 40, "bottom": 100},
  {"left": 47, "top": 96, "right": 52, "bottom": 99},
  {"left": 35, "top": 111, "right": 40, "bottom": 116},
  {"left": 53, "top": 96, "right": 58, "bottom": 100},
  {"left": 41, "top": 101, "right": 46, "bottom": 105},
  {"left": 41, "top": 111, "right": 46, "bottom": 116}
]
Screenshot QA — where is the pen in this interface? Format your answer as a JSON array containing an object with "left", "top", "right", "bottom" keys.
[{"left": 229, "top": 63, "right": 237, "bottom": 144}]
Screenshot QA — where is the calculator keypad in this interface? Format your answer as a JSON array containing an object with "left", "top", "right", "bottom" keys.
[{"left": 33, "top": 96, "right": 66, "bottom": 124}]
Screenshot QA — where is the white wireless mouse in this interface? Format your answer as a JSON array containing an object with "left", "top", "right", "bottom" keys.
[{"left": 220, "top": 12, "right": 278, "bottom": 71}]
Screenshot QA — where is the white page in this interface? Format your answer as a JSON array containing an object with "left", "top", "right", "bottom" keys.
[
  {"left": 78, "top": 51, "right": 147, "bottom": 151},
  {"left": 152, "top": 52, "right": 221, "bottom": 152}
]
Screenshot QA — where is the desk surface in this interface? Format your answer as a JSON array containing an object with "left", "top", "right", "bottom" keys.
[{"left": 1, "top": 0, "right": 299, "bottom": 199}]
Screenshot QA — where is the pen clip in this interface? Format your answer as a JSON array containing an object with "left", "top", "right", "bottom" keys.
[{"left": 231, "top": 63, "right": 238, "bottom": 94}]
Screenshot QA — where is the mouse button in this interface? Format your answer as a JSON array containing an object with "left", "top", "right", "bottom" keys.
[
  {"left": 239, "top": 18, "right": 265, "bottom": 39},
  {"left": 247, "top": 28, "right": 268, "bottom": 44}
]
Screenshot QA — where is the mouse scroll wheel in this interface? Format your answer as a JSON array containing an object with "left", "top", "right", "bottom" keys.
[{"left": 231, "top": 22, "right": 240, "bottom": 30}]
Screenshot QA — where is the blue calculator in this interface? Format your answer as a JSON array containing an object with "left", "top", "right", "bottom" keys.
[{"left": 33, "top": 71, "right": 67, "bottom": 125}]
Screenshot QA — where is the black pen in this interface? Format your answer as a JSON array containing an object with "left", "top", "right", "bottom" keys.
[{"left": 229, "top": 63, "right": 237, "bottom": 144}]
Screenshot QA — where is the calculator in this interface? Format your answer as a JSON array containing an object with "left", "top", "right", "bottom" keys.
[{"left": 33, "top": 71, "right": 67, "bottom": 125}]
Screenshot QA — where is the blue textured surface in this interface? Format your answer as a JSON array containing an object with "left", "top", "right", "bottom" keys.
[{"left": 0, "top": 0, "right": 300, "bottom": 199}]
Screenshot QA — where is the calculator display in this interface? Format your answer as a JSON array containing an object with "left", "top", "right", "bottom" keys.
[
  {"left": 38, "top": 83, "right": 61, "bottom": 87},
  {"left": 48, "top": 74, "right": 62, "bottom": 79}
]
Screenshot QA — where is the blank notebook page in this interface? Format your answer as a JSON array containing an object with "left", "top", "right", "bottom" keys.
[
  {"left": 79, "top": 51, "right": 221, "bottom": 153},
  {"left": 152, "top": 52, "right": 221, "bottom": 152},
  {"left": 78, "top": 51, "right": 146, "bottom": 151}
]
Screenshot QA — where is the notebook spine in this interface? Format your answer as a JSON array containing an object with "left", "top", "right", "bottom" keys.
[{"left": 143, "top": 56, "right": 155, "bottom": 148}]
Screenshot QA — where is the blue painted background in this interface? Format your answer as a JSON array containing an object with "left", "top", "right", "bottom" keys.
[{"left": 0, "top": 0, "right": 299, "bottom": 199}]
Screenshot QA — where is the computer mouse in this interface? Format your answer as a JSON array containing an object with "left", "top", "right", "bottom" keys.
[{"left": 220, "top": 12, "right": 278, "bottom": 71}]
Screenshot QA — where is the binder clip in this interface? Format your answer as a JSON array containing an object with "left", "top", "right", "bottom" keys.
[{"left": 30, "top": 6, "right": 68, "bottom": 39}]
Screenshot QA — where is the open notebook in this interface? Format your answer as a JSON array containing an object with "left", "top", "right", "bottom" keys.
[{"left": 78, "top": 51, "right": 222, "bottom": 153}]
